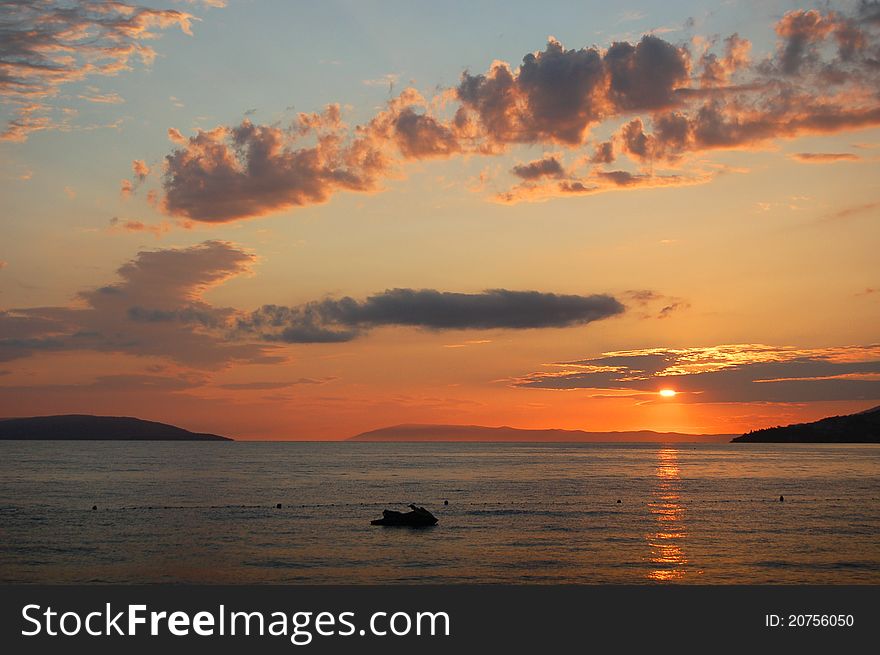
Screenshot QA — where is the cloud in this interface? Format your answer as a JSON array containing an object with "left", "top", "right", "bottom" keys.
[
  {"left": 0, "top": 1, "right": 198, "bottom": 142},
  {"left": 108, "top": 217, "right": 171, "bottom": 238},
  {"left": 161, "top": 90, "right": 468, "bottom": 221},
  {"left": 623, "top": 289, "right": 690, "bottom": 319},
  {"left": 179, "top": 1, "right": 226, "bottom": 7},
  {"left": 133, "top": 160, "right": 150, "bottom": 180},
  {"left": 363, "top": 73, "right": 400, "bottom": 88},
  {"left": 790, "top": 152, "right": 860, "bottom": 162},
  {"left": 78, "top": 91, "right": 125, "bottom": 105},
  {"left": 236, "top": 289, "right": 625, "bottom": 343},
  {"left": 2, "top": 242, "right": 627, "bottom": 363},
  {"left": 495, "top": 166, "right": 712, "bottom": 204},
  {"left": 511, "top": 156, "right": 565, "bottom": 180},
  {"left": 387, "top": 108, "right": 460, "bottom": 158},
  {"left": 142, "top": 5, "right": 880, "bottom": 222},
  {"left": 161, "top": 107, "right": 390, "bottom": 221},
  {"left": 697, "top": 34, "right": 752, "bottom": 87},
  {"left": 0, "top": 241, "right": 278, "bottom": 368},
  {"left": 120, "top": 159, "right": 152, "bottom": 198},
  {"left": 455, "top": 36, "right": 688, "bottom": 147},
  {"left": 513, "top": 344, "right": 880, "bottom": 403},
  {"left": 217, "top": 377, "right": 336, "bottom": 390},
  {"left": 603, "top": 36, "right": 689, "bottom": 111},
  {"left": 0, "top": 373, "right": 206, "bottom": 395},
  {"left": 590, "top": 141, "right": 615, "bottom": 164},
  {"left": 820, "top": 201, "right": 880, "bottom": 221}
]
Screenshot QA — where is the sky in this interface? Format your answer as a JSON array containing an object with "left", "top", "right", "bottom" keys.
[{"left": 0, "top": 0, "right": 878, "bottom": 439}]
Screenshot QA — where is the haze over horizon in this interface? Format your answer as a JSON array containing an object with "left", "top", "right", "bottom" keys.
[{"left": 1, "top": 0, "right": 879, "bottom": 439}]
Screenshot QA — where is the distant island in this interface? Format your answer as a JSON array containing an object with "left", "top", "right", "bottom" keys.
[
  {"left": 349, "top": 424, "right": 735, "bottom": 443},
  {"left": 732, "top": 405, "right": 880, "bottom": 443},
  {"left": 0, "top": 415, "right": 232, "bottom": 441}
]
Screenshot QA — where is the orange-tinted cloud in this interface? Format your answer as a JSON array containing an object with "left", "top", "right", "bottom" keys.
[
  {"left": 0, "top": 241, "right": 278, "bottom": 368},
  {"left": 108, "top": 217, "right": 171, "bottom": 238},
  {"left": 146, "top": 4, "right": 880, "bottom": 222},
  {"left": 162, "top": 110, "right": 390, "bottom": 221},
  {"left": 495, "top": 167, "right": 713, "bottom": 204},
  {"left": 697, "top": 34, "right": 752, "bottom": 87},
  {"left": 362, "top": 89, "right": 461, "bottom": 159},
  {"left": 790, "top": 152, "right": 860, "bottom": 162},
  {"left": 0, "top": 1, "right": 197, "bottom": 141},
  {"left": 133, "top": 160, "right": 150, "bottom": 180},
  {"left": 121, "top": 159, "right": 152, "bottom": 197},
  {"left": 161, "top": 90, "right": 470, "bottom": 221},
  {"left": 819, "top": 201, "right": 880, "bottom": 222},
  {"left": 514, "top": 344, "right": 880, "bottom": 403}
]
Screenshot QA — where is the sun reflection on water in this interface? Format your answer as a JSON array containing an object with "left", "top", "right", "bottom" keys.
[{"left": 646, "top": 448, "right": 689, "bottom": 581}]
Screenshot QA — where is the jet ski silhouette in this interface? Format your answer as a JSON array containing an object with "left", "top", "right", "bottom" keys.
[{"left": 371, "top": 503, "right": 438, "bottom": 526}]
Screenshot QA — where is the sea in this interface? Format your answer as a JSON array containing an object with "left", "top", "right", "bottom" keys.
[{"left": 1, "top": 442, "right": 878, "bottom": 584}]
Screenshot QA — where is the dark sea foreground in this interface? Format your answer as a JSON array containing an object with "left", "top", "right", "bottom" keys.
[{"left": 0, "top": 442, "right": 878, "bottom": 584}]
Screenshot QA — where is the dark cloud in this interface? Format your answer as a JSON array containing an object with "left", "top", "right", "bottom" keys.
[
  {"left": 597, "top": 170, "right": 648, "bottom": 186},
  {"left": 861, "top": 1, "right": 880, "bottom": 24},
  {"left": 590, "top": 141, "right": 615, "bottom": 164},
  {"left": 511, "top": 156, "right": 565, "bottom": 180},
  {"left": 237, "top": 289, "right": 625, "bottom": 343},
  {"left": 456, "top": 36, "right": 687, "bottom": 147},
  {"left": 514, "top": 345, "right": 880, "bottom": 403},
  {"left": 604, "top": 35, "right": 689, "bottom": 110},
  {"left": 514, "top": 39, "right": 606, "bottom": 143}
]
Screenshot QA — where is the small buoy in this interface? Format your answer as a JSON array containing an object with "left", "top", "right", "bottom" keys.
[
  {"left": 779, "top": 495, "right": 784, "bottom": 502},
  {"left": 276, "top": 503, "right": 282, "bottom": 509},
  {"left": 92, "top": 505, "right": 97, "bottom": 511},
  {"left": 617, "top": 499, "right": 621, "bottom": 504},
  {"left": 444, "top": 500, "right": 449, "bottom": 505}
]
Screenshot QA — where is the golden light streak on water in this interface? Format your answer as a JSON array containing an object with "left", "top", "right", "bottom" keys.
[{"left": 647, "top": 448, "right": 689, "bottom": 581}]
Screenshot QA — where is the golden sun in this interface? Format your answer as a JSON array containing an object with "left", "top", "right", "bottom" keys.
[{"left": 659, "top": 389, "right": 677, "bottom": 398}]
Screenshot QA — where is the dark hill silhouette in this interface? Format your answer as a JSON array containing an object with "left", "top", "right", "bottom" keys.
[
  {"left": 732, "top": 406, "right": 880, "bottom": 443},
  {"left": 349, "top": 424, "right": 734, "bottom": 443},
  {"left": 0, "top": 415, "right": 232, "bottom": 441}
]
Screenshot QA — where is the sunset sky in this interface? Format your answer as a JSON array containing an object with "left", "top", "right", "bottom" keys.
[{"left": 1, "top": 0, "right": 878, "bottom": 439}]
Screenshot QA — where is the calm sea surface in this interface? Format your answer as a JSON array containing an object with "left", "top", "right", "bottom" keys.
[{"left": 1, "top": 442, "right": 878, "bottom": 584}]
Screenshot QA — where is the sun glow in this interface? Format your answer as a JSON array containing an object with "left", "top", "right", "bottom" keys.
[{"left": 659, "top": 389, "right": 677, "bottom": 398}]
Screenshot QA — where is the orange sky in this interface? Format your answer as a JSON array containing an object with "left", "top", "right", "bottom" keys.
[{"left": 1, "top": 1, "right": 878, "bottom": 438}]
